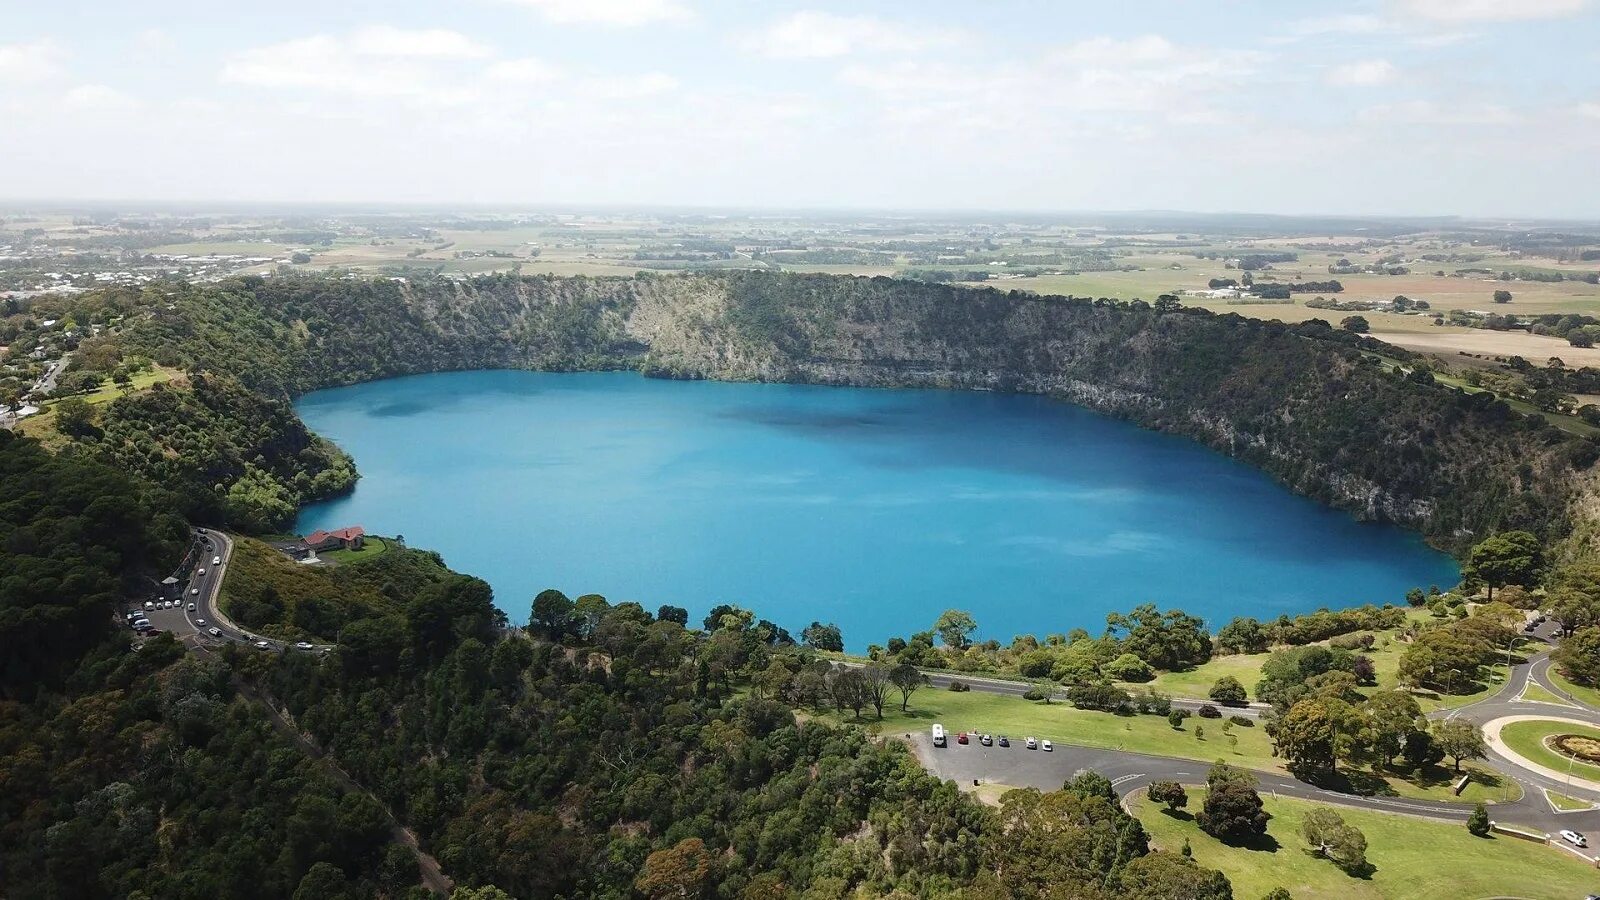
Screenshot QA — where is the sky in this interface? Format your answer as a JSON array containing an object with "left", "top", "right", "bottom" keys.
[{"left": 2, "top": 0, "right": 1599, "bottom": 217}]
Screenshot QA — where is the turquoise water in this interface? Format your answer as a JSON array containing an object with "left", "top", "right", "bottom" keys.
[{"left": 296, "top": 370, "right": 1458, "bottom": 650}]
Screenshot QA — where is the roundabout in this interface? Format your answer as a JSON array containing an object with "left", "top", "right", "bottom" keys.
[{"left": 1483, "top": 715, "right": 1600, "bottom": 795}]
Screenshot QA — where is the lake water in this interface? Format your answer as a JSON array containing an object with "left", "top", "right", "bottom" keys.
[{"left": 296, "top": 370, "right": 1458, "bottom": 650}]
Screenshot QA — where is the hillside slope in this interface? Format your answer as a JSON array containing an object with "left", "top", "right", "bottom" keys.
[{"left": 121, "top": 271, "right": 1596, "bottom": 549}]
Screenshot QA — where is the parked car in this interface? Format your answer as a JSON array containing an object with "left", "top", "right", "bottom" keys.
[
  {"left": 979, "top": 733, "right": 993, "bottom": 746},
  {"left": 956, "top": 732, "right": 969, "bottom": 745},
  {"left": 207, "top": 627, "right": 222, "bottom": 637},
  {"left": 254, "top": 640, "right": 271, "bottom": 650},
  {"left": 1561, "top": 829, "right": 1588, "bottom": 847},
  {"left": 1025, "top": 736, "right": 1038, "bottom": 749},
  {"left": 212, "top": 556, "right": 221, "bottom": 566},
  {"left": 997, "top": 735, "right": 1010, "bottom": 747},
  {"left": 144, "top": 601, "right": 154, "bottom": 610},
  {"left": 133, "top": 618, "right": 150, "bottom": 629},
  {"left": 1041, "top": 740, "right": 1053, "bottom": 752},
  {"left": 294, "top": 641, "right": 315, "bottom": 651},
  {"left": 195, "top": 618, "right": 206, "bottom": 626}
]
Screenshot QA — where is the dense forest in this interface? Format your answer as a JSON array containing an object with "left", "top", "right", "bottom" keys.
[
  {"left": 0, "top": 424, "right": 1239, "bottom": 897},
  {"left": 113, "top": 271, "right": 1595, "bottom": 550}
]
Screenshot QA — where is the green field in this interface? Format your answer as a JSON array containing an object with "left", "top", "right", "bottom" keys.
[
  {"left": 320, "top": 536, "right": 391, "bottom": 565},
  {"left": 827, "top": 684, "right": 1511, "bottom": 803},
  {"left": 1499, "top": 719, "right": 1600, "bottom": 784},
  {"left": 18, "top": 366, "right": 179, "bottom": 447},
  {"left": 1546, "top": 789, "right": 1597, "bottom": 812},
  {"left": 1519, "top": 680, "right": 1573, "bottom": 706},
  {"left": 1550, "top": 669, "right": 1600, "bottom": 710},
  {"left": 1131, "top": 790, "right": 1600, "bottom": 900}
]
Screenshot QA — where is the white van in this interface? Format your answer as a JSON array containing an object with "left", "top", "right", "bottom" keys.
[{"left": 931, "top": 724, "right": 947, "bottom": 748}]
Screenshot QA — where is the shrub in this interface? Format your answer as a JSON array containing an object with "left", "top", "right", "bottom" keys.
[
  {"left": 947, "top": 680, "right": 970, "bottom": 692},
  {"left": 1065, "top": 682, "right": 1131, "bottom": 712},
  {"left": 1198, "top": 704, "right": 1222, "bottom": 719},
  {"left": 1209, "top": 675, "right": 1248, "bottom": 706},
  {"left": 1103, "top": 652, "right": 1155, "bottom": 683}
]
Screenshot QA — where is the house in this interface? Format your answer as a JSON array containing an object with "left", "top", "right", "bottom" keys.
[{"left": 305, "top": 525, "right": 365, "bottom": 551}]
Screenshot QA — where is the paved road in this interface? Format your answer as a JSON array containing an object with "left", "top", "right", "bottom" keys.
[{"left": 914, "top": 622, "right": 1600, "bottom": 844}]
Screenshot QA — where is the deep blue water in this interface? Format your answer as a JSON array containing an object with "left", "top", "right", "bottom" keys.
[{"left": 295, "top": 370, "right": 1459, "bottom": 650}]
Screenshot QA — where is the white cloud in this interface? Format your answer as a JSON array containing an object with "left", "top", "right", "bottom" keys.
[
  {"left": 220, "top": 34, "right": 477, "bottom": 105},
  {"left": 63, "top": 83, "right": 137, "bottom": 111},
  {"left": 488, "top": 57, "right": 564, "bottom": 85},
  {"left": 349, "top": 26, "right": 491, "bottom": 59},
  {"left": 1326, "top": 59, "right": 1398, "bottom": 86},
  {"left": 0, "top": 40, "right": 65, "bottom": 83},
  {"left": 1396, "top": 0, "right": 1588, "bottom": 22},
  {"left": 1577, "top": 101, "right": 1600, "bottom": 119},
  {"left": 1285, "top": 13, "right": 1398, "bottom": 36},
  {"left": 500, "top": 0, "right": 691, "bottom": 26},
  {"left": 739, "top": 11, "right": 958, "bottom": 59},
  {"left": 1360, "top": 99, "right": 1517, "bottom": 125},
  {"left": 1054, "top": 34, "right": 1176, "bottom": 65},
  {"left": 582, "top": 72, "right": 679, "bottom": 99}
]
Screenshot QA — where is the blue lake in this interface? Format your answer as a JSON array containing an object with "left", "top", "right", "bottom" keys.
[{"left": 296, "top": 370, "right": 1459, "bottom": 650}]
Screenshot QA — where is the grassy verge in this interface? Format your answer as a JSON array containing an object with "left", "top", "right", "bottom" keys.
[
  {"left": 320, "top": 536, "right": 390, "bottom": 565},
  {"left": 1549, "top": 669, "right": 1600, "bottom": 710},
  {"left": 1499, "top": 719, "right": 1600, "bottom": 784},
  {"left": 18, "top": 366, "right": 179, "bottom": 448},
  {"left": 1519, "top": 680, "right": 1573, "bottom": 706},
  {"left": 1132, "top": 790, "right": 1599, "bottom": 900},
  {"left": 826, "top": 686, "right": 1512, "bottom": 803},
  {"left": 1545, "top": 789, "right": 1597, "bottom": 812}
]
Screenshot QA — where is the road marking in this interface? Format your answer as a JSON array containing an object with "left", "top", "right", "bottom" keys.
[{"left": 1110, "top": 773, "right": 1144, "bottom": 787}]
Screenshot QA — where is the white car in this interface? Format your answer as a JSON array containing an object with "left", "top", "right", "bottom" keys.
[
  {"left": 1025, "top": 736, "right": 1038, "bottom": 750},
  {"left": 144, "top": 601, "right": 155, "bottom": 610},
  {"left": 1041, "top": 740, "right": 1053, "bottom": 752},
  {"left": 212, "top": 556, "right": 221, "bottom": 566},
  {"left": 208, "top": 627, "right": 222, "bottom": 637},
  {"left": 197, "top": 568, "right": 205, "bottom": 576},
  {"left": 195, "top": 618, "right": 207, "bottom": 626},
  {"left": 1561, "top": 829, "right": 1588, "bottom": 848},
  {"left": 254, "top": 640, "right": 271, "bottom": 650},
  {"left": 190, "top": 588, "right": 199, "bottom": 596},
  {"left": 294, "top": 641, "right": 314, "bottom": 651},
  {"left": 187, "top": 602, "right": 196, "bottom": 611}
]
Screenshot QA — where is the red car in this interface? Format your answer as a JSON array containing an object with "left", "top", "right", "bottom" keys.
[{"left": 956, "top": 732, "right": 969, "bottom": 744}]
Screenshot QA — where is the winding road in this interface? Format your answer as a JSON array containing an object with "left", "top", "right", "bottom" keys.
[{"left": 915, "top": 626, "right": 1600, "bottom": 848}]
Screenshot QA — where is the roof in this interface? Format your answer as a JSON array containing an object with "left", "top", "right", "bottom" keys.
[{"left": 306, "top": 525, "right": 365, "bottom": 544}]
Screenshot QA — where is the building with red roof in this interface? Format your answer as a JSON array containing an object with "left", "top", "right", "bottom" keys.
[{"left": 305, "top": 526, "right": 365, "bottom": 551}]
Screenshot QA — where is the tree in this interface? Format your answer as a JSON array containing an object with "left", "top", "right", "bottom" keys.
[
  {"left": 1274, "top": 698, "right": 1343, "bottom": 776},
  {"left": 828, "top": 666, "right": 870, "bottom": 717},
  {"left": 1105, "top": 604, "right": 1213, "bottom": 670},
  {"left": 529, "top": 589, "right": 574, "bottom": 640},
  {"left": 889, "top": 662, "right": 925, "bottom": 711},
  {"left": 1262, "top": 889, "right": 1293, "bottom": 900},
  {"left": 1301, "top": 807, "right": 1367, "bottom": 872},
  {"left": 1340, "top": 315, "right": 1369, "bottom": 333},
  {"left": 933, "top": 609, "right": 977, "bottom": 649},
  {"left": 1216, "top": 616, "right": 1269, "bottom": 654},
  {"left": 1118, "top": 852, "right": 1233, "bottom": 900},
  {"left": 1493, "top": 289, "right": 1513, "bottom": 303},
  {"left": 1433, "top": 720, "right": 1487, "bottom": 772},
  {"left": 800, "top": 621, "right": 843, "bottom": 652},
  {"left": 1104, "top": 652, "right": 1155, "bottom": 683},
  {"left": 1209, "top": 676, "right": 1247, "bottom": 706},
  {"left": 54, "top": 395, "right": 98, "bottom": 438},
  {"left": 1363, "top": 690, "right": 1422, "bottom": 764},
  {"left": 1198, "top": 764, "right": 1268, "bottom": 842},
  {"left": 635, "top": 837, "right": 714, "bottom": 899},
  {"left": 1462, "top": 531, "right": 1541, "bottom": 601},
  {"left": 860, "top": 663, "right": 893, "bottom": 718},
  {"left": 656, "top": 604, "right": 688, "bottom": 625},
  {"left": 1555, "top": 626, "right": 1600, "bottom": 685},
  {"left": 1467, "top": 800, "right": 1491, "bottom": 836},
  {"left": 1147, "top": 780, "right": 1188, "bottom": 812}
]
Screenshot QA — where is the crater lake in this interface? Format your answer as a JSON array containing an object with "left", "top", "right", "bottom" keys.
[{"left": 295, "top": 370, "right": 1459, "bottom": 649}]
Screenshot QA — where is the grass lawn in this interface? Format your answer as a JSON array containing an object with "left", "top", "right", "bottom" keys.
[
  {"left": 1499, "top": 720, "right": 1600, "bottom": 784},
  {"left": 827, "top": 687, "right": 1513, "bottom": 803},
  {"left": 18, "top": 366, "right": 179, "bottom": 447},
  {"left": 1132, "top": 790, "right": 1600, "bottom": 900},
  {"left": 1549, "top": 669, "right": 1600, "bottom": 711},
  {"left": 320, "top": 536, "right": 390, "bottom": 565},
  {"left": 1519, "top": 680, "right": 1573, "bottom": 706},
  {"left": 1545, "top": 789, "right": 1597, "bottom": 812}
]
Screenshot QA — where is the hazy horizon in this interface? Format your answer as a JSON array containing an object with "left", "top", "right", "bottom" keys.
[{"left": 5, "top": 1, "right": 1599, "bottom": 217}]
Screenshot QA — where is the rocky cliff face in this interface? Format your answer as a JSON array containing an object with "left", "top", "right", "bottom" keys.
[{"left": 137, "top": 271, "right": 1590, "bottom": 552}]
